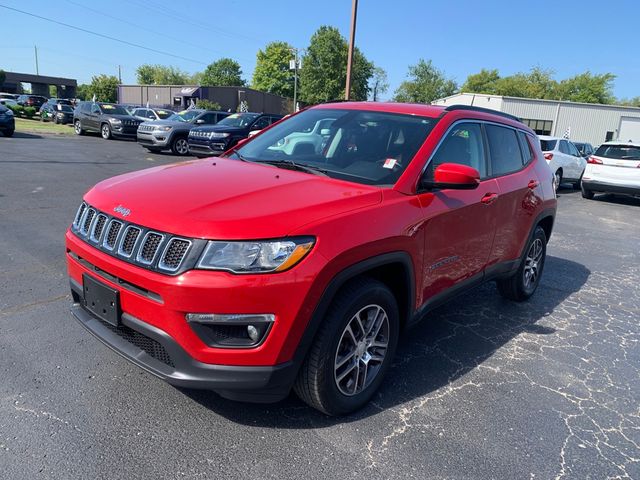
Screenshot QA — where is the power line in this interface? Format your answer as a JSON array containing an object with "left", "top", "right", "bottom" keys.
[{"left": 0, "top": 3, "right": 207, "bottom": 65}]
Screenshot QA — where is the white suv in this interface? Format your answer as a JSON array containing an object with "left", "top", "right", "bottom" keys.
[
  {"left": 539, "top": 136, "right": 586, "bottom": 190},
  {"left": 581, "top": 142, "right": 640, "bottom": 199}
]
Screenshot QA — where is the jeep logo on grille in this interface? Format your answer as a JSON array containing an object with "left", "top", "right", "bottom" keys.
[{"left": 113, "top": 205, "right": 131, "bottom": 217}]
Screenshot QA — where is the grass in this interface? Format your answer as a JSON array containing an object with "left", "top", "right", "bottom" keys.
[{"left": 15, "top": 117, "right": 75, "bottom": 135}]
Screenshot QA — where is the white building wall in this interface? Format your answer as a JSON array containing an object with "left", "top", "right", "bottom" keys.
[{"left": 433, "top": 93, "right": 640, "bottom": 146}]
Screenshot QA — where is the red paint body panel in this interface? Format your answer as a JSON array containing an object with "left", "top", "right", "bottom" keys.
[{"left": 65, "top": 101, "right": 557, "bottom": 383}]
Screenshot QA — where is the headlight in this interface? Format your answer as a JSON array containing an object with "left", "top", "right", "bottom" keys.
[
  {"left": 154, "top": 126, "right": 172, "bottom": 132},
  {"left": 210, "top": 132, "right": 230, "bottom": 138},
  {"left": 108, "top": 118, "right": 122, "bottom": 124},
  {"left": 197, "top": 237, "right": 314, "bottom": 273}
]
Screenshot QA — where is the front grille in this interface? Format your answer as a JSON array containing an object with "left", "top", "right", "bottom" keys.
[
  {"left": 103, "top": 220, "right": 123, "bottom": 250},
  {"left": 138, "top": 124, "right": 155, "bottom": 132},
  {"left": 189, "top": 130, "right": 211, "bottom": 139},
  {"left": 71, "top": 203, "right": 198, "bottom": 274},
  {"left": 81, "top": 208, "right": 96, "bottom": 235},
  {"left": 159, "top": 239, "right": 191, "bottom": 271},
  {"left": 136, "top": 232, "right": 164, "bottom": 264},
  {"left": 89, "top": 214, "right": 108, "bottom": 242},
  {"left": 118, "top": 226, "right": 141, "bottom": 257},
  {"left": 101, "top": 321, "right": 174, "bottom": 368}
]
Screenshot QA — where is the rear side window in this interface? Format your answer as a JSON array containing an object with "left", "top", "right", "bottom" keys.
[
  {"left": 427, "top": 122, "right": 487, "bottom": 178},
  {"left": 595, "top": 144, "right": 640, "bottom": 160},
  {"left": 567, "top": 142, "right": 580, "bottom": 157},
  {"left": 517, "top": 131, "right": 534, "bottom": 165},
  {"left": 559, "top": 140, "right": 570, "bottom": 154},
  {"left": 486, "top": 124, "right": 524, "bottom": 176},
  {"left": 540, "top": 139, "right": 556, "bottom": 151}
]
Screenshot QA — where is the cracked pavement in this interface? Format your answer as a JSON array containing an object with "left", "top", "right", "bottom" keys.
[{"left": 1, "top": 134, "right": 639, "bottom": 479}]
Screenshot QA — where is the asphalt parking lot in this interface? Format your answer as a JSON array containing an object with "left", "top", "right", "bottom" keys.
[{"left": 1, "top": 132, "right": 639, "bottom": 479}]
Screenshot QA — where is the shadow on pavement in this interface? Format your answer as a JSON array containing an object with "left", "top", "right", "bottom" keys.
[
  {"left": 182, "top": 255, "right": 590, "bottom": 426},
  {"left": 4, "top": 132, "right": 43, "bottom": 139}
]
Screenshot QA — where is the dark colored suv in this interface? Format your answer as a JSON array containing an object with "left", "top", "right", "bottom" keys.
[
  {"left": 66, "top": 102, "right": 557, "bottom": 415},
  {"left": 0, "top": 104, "right": 15, "bottom": 136},
  {"left": 16, "top": 94, "right": 47, "bottom": 109},
  {"left": 188, "top": 112, "right": 284, "bottom": 157},
  {"left": 73, "top": 102, "right": 143, "bottom": 139}
]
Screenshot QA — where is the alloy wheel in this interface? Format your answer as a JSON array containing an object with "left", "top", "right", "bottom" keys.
[
  {"left": 175, "top": 138, "right": 189, "bottom": 155},
  {"left": 334, "top": 304, "right": 390, "bottom": 396},
  {"left": 523, "top": 238, "right": 544, "bottom": 290}
]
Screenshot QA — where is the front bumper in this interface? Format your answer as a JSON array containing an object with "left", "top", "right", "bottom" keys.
[
  {"left": 137, "top": 131, "right": 171, "bottom": 148},
  {"left": 111, "top": 124, "right": 141, "bottom": 137},
  {"left": 582, "top": 180, "right": 640, "bottom": 196},
  {"left": 187, "top": 139, "right": 228, "bottom": 156},
  {"left": 69, "top": 281, "right": 296, "bottom": 401}
]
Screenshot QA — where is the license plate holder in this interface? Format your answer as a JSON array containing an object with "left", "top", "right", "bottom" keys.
[{"left": 82, "top": 273, "right": 121, "bottom": 327}]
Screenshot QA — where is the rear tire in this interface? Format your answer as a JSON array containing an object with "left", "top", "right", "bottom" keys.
[
  {"left": 4, "top": 129, "right": 14, "bottom": 137},
  {"left": 581, "top": 186, "right": 595, "bottom": 199},
  {"left": 496, "top": 226, "right": 547, "bottom": 302},
  {"left": 294, "top": 278, "right": 399, "bottom": 416},
  {"left": 554, "top": 169, "right": 562, "bottom": 192},
  {"left": 74, "top": 120, "right": 84, "bottom": 135}
]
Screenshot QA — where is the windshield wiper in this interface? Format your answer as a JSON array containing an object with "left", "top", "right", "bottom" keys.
[{"left": 256, "top": 159, "right": 329, "bottom": 176}]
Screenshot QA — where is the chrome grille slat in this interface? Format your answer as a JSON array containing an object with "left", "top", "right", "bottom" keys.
[
  {"left": 136, "top": 232, "right": 164, "bottom": 265},
  {"left": 159, "top": 238, "right": 191, "bottom": 272},
  {"left": 72, "top": 203, "right": 193, "bottom": 274},
  {"left": 117, "top": 226, "right": 142, "bottom": 258}
]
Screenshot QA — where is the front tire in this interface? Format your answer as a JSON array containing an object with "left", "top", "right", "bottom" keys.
[
  {"left": 294, "top": 278, "right": 399, "bottom": 416},
  {"left": 554, "top": 169, "right": 562, "bottom": 192},
  {"left": 171, "top": 136, "right": 189, "bottom": 155},
  {"left": 581, "top": 185, "right": 595, "bottom": 199},
  {"left": 496, "top": 226, "right": 547, "bottom": 302},
  {"left": 101, "top": 123, "right": 112, "bottom": 140},
  {"left": 74, "top": 120, "right": 84, "bottom": 135},
  {"left": 4, "top": 129, "right": 14, "bottom": 137}
]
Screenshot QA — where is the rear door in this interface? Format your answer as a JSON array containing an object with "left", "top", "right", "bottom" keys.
[
  {"left": 418, "top": 121, "right": 498, "bottom": 301},
  {"left": 486, "top": 125, "right": 544, "bottom": 266}
]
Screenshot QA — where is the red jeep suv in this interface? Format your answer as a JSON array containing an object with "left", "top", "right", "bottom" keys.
[{"left": 66, "top": 102, "right": 556, "bottom": 415}]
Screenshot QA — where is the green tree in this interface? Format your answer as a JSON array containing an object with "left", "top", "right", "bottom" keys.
[
  {"left": 555, "top": 72, "right": 616, "bottom": 104},
  {"left": 88, "top": 74, "right": 119, "bottom": 102},
  {"left": 618, "top": 96, "right": 640, "bottom": 107},
  {"left": 200, "top": 58, "right": 245, "bottom": 87},
  {"left": 300, "top": 26, "right": 374, "bottom": 103},
  {"left": 393, "top": 59, "right": 457, "bottom": 103},
  {"left": 461, "top": 68, "right": 500, "bottom": 94},
  {"left": 195, "top": 99, "right": 222, "bottom": 111},
  {"left": 493, "top": 67, "right": 557, "bottom": 99},
  {"left": 135, "top": 64, "right": 190, "bottom": 85},
  {"left": 368, "top": 66, "right": 389, "bottom": 101},
  {"left": 252, "top": 41, "right": 295, "bottom": 98},
  {"left": 75, "top": 84, "right": 91, "bottom": 100}
]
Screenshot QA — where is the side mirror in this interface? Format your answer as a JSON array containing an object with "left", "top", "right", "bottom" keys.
[
  {"left": 421, "top": 163, "right": 480, "bottom": 190},
  {"left": 320, "top": 128, "right": 331, "bottom": 135}
]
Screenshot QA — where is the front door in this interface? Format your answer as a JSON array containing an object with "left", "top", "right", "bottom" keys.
[{"left": 418, "top": 122, "right": 498, "bottom": 303}]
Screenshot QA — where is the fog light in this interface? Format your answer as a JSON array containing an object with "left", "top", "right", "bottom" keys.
[{"left": 185, "top": 313, "right": 275, "bottom": 348}]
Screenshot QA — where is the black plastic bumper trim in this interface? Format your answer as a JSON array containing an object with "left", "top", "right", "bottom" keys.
[
  {"left": 70, "top": 278, "right": 297, "bottom": 402},
  {"left": 581, "top": 181, "right": 640, "bottom": 196}
]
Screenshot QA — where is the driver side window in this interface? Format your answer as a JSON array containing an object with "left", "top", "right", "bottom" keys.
[{"left": 425, "top": 123, "right": 486, "bottom": 179}]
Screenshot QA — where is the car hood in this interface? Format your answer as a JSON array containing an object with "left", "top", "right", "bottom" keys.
[
  {"left": 105, "top": 114, "right": 142, "bottom": 121},
  {"left": 84, "top": 158, "right": 382, "bottom": 239},
  {"left": 190, "top": 125, "right": 245, "bottom": 134},
  {"left": 141, "top": 119, "right": 190, "bottom": 129}
]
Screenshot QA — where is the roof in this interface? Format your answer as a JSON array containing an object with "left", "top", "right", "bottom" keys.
[
  {"left": 600, "top": 140, "right": 640, "bottom": 147},
  {"left": 314, "top": 101, "right": 445, "bottom": 117}
]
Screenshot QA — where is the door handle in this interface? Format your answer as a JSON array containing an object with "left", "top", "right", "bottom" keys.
[
  {"left": 481, "top": 193, "right": 499, "bottom": 205},
  {"left": 527, "top": 180, "right": 539, "bottom": 189}
]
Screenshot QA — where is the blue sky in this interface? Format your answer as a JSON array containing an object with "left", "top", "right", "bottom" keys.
[{"left": 1, "top": 0, "right": 638, "bottom": 100}]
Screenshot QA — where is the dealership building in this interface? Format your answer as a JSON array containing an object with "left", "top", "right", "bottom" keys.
[
  {"left": 117, "top": 84, "right": 290, "bottom": 115},
  {"left": 433, "top": 93, "right": 640, "bottom": 146}
]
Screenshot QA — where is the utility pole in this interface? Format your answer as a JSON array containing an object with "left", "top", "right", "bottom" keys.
[
  {"left": 344, "top": 0, "right": 358, "bottom": 100},
  {"left": 34, "top": 45, "right": 39, "bottom": 75},
  {"left": 290, "top": 48, "right": 299, "bottom": 112},
  {"left": 118, "top": 65, "right": 122, "bottom": 83}
]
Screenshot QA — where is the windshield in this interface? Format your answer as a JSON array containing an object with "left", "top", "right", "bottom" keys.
[
  {"left": 217, "top": 113, "right": 259, "bottom": 127},
  {"left": 595, "top": 144, "right": 640, "bottom": 160},
  {"left": 540, "top": 139, "right": 556, "bottom": 151},
  {"left": 99, "top": 104, "right": 130, "bottom": 115},
  {"left": 57, "top": 105, "right": 73, "bottom": 112},
  {"left": 231, "top": 108, "right": 438, "bottom": 186},
  {"left": 179, "top": 110, "right": 202, "bottom": 122},
  {"left": 166, "top": 113, "right": 185, "bottom": 122},
  {"left": 155, "top": 109, "right": 174, "bottom": 119}
]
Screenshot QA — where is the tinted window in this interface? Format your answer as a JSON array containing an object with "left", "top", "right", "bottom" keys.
[
  {"left": 427, "top": 122, "right": 486, "bottom": 178},
  {"left": 99, "top": 104, "right": 129, "bottom": 115},
  {"left": 540, "top": 139, "right": 556, "bottom": 151},
  {"left": 486, "top": 124, "right": 524, "bottom": 176},
  {"left": 517, "top": 131, "right": 534, "bottom": 165},
  {"left": 595, "top": 144, "right": 640, "bottom": 160},
  {"left": 252, "top": 117, "right": 270, "bottom": 130},
  {"left": 559, "top": 140, "right": 570, "bottom": 154},
  {"left": 217, "top": 113, "right": 260, "bottom": 127},
  {"left": 233, "top": 108, "right": 437, "bottom": 186},
  {"left": 81, "top": 103, "right": 91, "bottom": 113},
  {"left": 199, "top": 113, "right": 218, "bottom": 124},
  {"left": 567, "top": 142, "right": 580, "bottom": 157}
]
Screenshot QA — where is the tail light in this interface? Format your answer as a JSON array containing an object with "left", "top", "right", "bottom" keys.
[
  {"left": 587, "top": 157, "right": 603, "bottom": 165},
  {"left": 544, "top": 153, "right": 553, "bottom": 161}
]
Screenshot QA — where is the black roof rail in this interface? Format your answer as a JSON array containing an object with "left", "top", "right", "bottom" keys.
[{"left": 444, "top": 104, "right": 521, "bottom": 123}]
